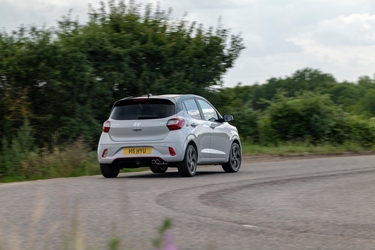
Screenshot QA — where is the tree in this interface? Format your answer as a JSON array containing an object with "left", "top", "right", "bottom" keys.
[
  {"left": 226, "top": 68, "right": 338, "bottom": 112},
  {"left": 357, "top": 75, "right": 375, "bottom": 90},
  {"left": 84, "top": 0, "right": 244, "bottom": 96},
  {"left": 329, "top": 82, "right": 361, "bottom": 112},
  {"left": 0, "top": 26, "right": 58, "bottom": 143},
  {"left": 0, "top": 0, "right": 245, "bottom": 146},
  {"left": 355, "top": 89, "right": 375, "bottom": 117},
  {"left": 282, "top": 68, "right": 336, "bottom": 95}
]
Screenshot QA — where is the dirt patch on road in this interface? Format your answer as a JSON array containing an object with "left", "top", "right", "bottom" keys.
[{"left": 241, "top": 152, "right": 375, "bottom": 164}]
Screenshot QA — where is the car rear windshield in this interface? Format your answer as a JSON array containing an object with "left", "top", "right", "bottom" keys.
[{"left": 111, "top": 99, "right": 176, "bottom": 120}]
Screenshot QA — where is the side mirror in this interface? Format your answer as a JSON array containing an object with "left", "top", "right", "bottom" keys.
[{"left": 223, "top": 114, "right": 234, "bottom": 122}]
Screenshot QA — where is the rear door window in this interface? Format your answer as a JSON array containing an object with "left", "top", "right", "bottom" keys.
[{"left": 111, "top": 99, "right": 175, "bottom": 120}]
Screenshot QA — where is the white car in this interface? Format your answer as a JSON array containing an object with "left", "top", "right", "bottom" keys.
[{"left": 97, "top": 94, "right": 242, "bottom": 177}]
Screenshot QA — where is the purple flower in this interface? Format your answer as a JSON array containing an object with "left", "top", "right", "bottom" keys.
[{"left": 164, "top": 231, "right": 178, "bottom": 250}]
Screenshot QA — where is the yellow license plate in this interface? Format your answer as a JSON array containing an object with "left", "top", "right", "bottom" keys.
[{"left": 124, "top": 148, "right": 152, "bottom": 155}]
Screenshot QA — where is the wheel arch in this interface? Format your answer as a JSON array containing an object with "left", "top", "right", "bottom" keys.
[
  {"left": 184, "top": 134, "right": 199, "bottom": 161},
  {"left": 232, "top": 138, "right": 242, "bottom": 149},
  {"left": 187, "top": 140, "right": 198, "bottom": 157},
  {"left": 224, "top": 137, "right": 242, "bottom": 162}
]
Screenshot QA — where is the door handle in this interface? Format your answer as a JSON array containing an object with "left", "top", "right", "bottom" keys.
[{"left": 210, "top": 123, "right": 218, "bottom": 129}]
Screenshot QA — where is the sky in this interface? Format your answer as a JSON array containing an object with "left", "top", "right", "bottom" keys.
[{"left": 1, "top": 0, "right": 375, "bottom": 88}]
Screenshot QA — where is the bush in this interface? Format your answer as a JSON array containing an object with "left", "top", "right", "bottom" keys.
[
  {"left": 20, "top": 140, "right": 99, "bottom": 180},
  {"left": 226, "top": 106, "right": 261, "bottom": 142},
  {"left": 331, "top": 115, "right": 375, "bottom": 147},
  {"left": 262, "top": 92, "right": 340, "bottom": 143},
  {"left": 0, "top": 119, "right": 35, "bottom": 179},
  {"left": 260, "top": 91, "right": 375, "bottom": 147},
  {"left": 0, "top": 120, "right": 99, "bottom": 182}
]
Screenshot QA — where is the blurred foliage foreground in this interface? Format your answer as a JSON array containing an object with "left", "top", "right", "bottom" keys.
[{"left": 1, "top": 1, "right": 375, "bottom": 182}]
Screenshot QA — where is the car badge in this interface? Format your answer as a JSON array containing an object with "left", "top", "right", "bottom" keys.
[{"left": 133, "top": 122, "right": 141, "bottom": 127}]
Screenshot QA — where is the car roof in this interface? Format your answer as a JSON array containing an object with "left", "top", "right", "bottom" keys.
[
  {"left": 113, "top": 93, "right": 221, "bottom": 117},
  {"left": 118, "top": 94, "right": 204, "bottom": 103}
]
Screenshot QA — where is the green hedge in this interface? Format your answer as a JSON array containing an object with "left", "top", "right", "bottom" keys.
[{"left": 228, "top": 92, "right": 375, "bottom": 147}]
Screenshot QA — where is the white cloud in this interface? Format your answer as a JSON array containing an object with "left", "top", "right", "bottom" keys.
[
  {"left": 283, "top": 14, "right": 375, "bottom": 84},
  {"left": 1, "top": 0, "right": 89, "bottom": 30},
  {"left": 287, "top": 14, "right": 375, "bottom": 79},
  {"left": 290, "top": 36, "right": 375, "bottom": 68},
  {"left": 310, "top": 14, "right": 375, "bottom": 46},
  {"left": 1, "top": 0, "right": 375, "bottom": 87}
]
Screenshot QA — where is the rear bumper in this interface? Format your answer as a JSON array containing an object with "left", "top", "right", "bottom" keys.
[
  {"left": 97, "top": 141, "right": 185, "bottom": 165},
  {"left": 110, "top": 157, "right": 175, "bottom": 168}
]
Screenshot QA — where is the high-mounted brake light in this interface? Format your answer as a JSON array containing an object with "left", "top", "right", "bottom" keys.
[
  {"left": 167, "top": 118, "right": 185, "bottom": 131},
  {"left": 133, "top": 98, "right": 151, "bottom": 102},
  {"left": 103, "top": 120, "right": 111, "bottom": 133}
]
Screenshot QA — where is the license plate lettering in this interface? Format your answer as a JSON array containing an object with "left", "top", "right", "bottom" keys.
[
  {"left": 137, "top": 148, "right": 146, "bottom": 154},
  {"left": 124, "top": 148, "right": 151, "bottom": 155}
]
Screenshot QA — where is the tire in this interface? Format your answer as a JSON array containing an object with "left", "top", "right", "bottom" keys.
[
  {"left": 222, "top": 143, "right": 241, "bottom": 173},
  {"left": 177, "top": 144, "right": 197, "bottom": 177},
  {"left": 100, "top": 164, "right": 120, "bottom": 178},
  {"left": 150, "top": 165, "right": 168, "bottom": 173}
]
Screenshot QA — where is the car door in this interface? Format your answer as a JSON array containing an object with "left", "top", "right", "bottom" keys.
[
  {"left": 182, "top": 99, "right": 211, "bottom": 160},
  {"left": 197, "top": 99, "right": 230, "bottom": 160}
]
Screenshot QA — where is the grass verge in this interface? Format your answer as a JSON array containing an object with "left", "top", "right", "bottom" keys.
[
  {"left": 242, "top": 141, "right": 375, "bottom": 156},
  {"left": 2, "top": 138, "right": 375, "bottom": 183},
  {"left": 0, "top": 140, "right": 147, "bottom": 183}
]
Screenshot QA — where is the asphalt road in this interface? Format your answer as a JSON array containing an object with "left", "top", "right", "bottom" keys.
[{"left": 1, "top": 155, "right": 375, "bottom": 250}]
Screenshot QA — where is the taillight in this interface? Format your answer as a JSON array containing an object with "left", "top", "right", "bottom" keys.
[
  {"left": 167, "top": 118, "right": 185, "bottom": 130},
  {"left": 103, "top": 120, "right": 111, "bottom": 133}
]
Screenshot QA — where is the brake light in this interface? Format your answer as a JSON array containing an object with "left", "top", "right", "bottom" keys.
[
  {"left": 103, "top": 120, "right": 111, "bottom": 133},
  {"left": 167, "top": 118, "right": 185, "bottom": 130},
  {"left": 133, "top": 98, "right": 151, "bottom": 102}
]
